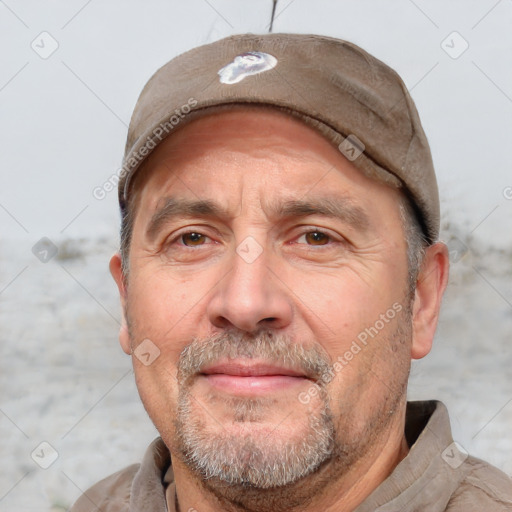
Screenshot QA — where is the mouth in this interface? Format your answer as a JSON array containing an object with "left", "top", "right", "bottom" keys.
[{"left": 199, "top": 359, "right": 312, "bottom": 395}]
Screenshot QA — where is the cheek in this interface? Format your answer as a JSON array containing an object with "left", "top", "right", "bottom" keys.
[
  {"left": 289, "top": 268, "right": 402, "bottom": 340},
  {"left": 124, "top": 282, "right": 184, "bottom": 390},
  {"left": 322, "top": 310, "right": 412, "bottom": 420},
  {"left": 125, "top": 276, "right": 191, "bottom": 431},
  {"left": 132, "top": 359, "right": 181, "bottom": 446},
  {"left": 128, "top": 270, "right": 198, "bottom": 335},
  {"left": 289, "top": 266, "right": 410, "bottom": 398}
]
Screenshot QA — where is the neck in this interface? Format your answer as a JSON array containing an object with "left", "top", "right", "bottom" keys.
[{"left": 168, "top": 404, "right": 409, "bottom": 512}]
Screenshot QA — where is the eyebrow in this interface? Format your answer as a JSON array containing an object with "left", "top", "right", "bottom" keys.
[
  {"left": 146, "top": 198, "right": 227, "bottom": 241},
  {"left": 272, "top": 198, "right": 371, "bottom": 232},
  {"left": 146, "top": 196, "right": 371, "bottom": 242}
]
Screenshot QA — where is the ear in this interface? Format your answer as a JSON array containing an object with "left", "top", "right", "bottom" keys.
[
  {"left": 411, "top": 242, "right": 450, "bottom": 360},
  {"left": 109, "top": 253, "right": 132, "bottom": 355}
]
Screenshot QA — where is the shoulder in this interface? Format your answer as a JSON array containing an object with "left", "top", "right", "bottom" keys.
[
  {"left": 447, "top": 456, "right": 512, "bottom": 511},
  {"left": 69, "top": 438, "right": 171, "bottom": 512},
  {"left": 70, "top": 463, "right": 140, "bottom": 512}
]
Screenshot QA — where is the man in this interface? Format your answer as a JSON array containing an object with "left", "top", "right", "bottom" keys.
[{"left": 72, "top": 33, "right": 512, "bottom": 511}]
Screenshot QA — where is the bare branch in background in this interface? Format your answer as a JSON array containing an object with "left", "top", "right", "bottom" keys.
[{"left": 269, "top": 0, "right": 278, "bottom": 33}]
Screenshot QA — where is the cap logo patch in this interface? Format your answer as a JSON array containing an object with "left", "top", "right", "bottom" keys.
[{"left": 218, "top": 51, "right": 277, "bottom": 85}]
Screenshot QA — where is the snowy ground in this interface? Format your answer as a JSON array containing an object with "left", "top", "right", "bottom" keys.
[{"left": 0, "top": 222, "right": 511, "bottom": 511}]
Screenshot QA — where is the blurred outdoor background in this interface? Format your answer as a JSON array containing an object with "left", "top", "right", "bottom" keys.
[{"left": 1, "top": 1, "right": 511, "bottom": 510}]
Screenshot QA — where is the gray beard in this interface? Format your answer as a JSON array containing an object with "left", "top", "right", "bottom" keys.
[
  {"left": 174, "top": 332, "right": 335, "bottom": 490},
  {"left": 176, "top": 381, "right": 335, "bottom": 490},
  {"left": 169, "top": 310, "right": 412, "bottom": 512}
]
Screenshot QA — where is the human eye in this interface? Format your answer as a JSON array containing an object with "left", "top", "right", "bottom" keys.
[
  {"left": 285, "top": 227, "right": 350, "bottom": 263},
  {"left": 160, "top": 228, "right": 219, "bottom": 263},
  {"left": 177, "top": 231, "right": 211, "bottom": 247},
  {"left": 295, "top": 229, "right": 335, "bottom": 246}
]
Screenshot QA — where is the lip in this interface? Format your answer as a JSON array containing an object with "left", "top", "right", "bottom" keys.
[
  {"left": 199, "top": 360, "right": 310, "bottom": 395},
  {"left": 201, "top": 360, "right": 307, "bottom": 378}
]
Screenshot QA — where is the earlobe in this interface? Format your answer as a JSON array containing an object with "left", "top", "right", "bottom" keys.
[
  {"left": 410, "top": 242, "right": 450, "bottom": 360},
  {"left": 109, "top": 253, "right": 132, "bottom": 355},
  {"left": 118, "top": 322, "right": 132, "bottom": 355}
]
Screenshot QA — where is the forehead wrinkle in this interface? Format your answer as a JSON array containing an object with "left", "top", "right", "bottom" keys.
[
  {"left": 146, "top": 197, "right": 229, "bottom": 241},
  {"left": 264, "top": 197, "right": 371, "bottom": 232}
]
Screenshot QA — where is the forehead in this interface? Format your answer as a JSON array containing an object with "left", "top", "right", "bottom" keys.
[{"left": 130, "top": 107, "right": 402, "bottom": 220}]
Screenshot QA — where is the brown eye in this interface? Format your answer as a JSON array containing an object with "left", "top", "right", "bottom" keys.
[
  {"left": 181, "top": 232, "right": 206, "bottom": 246},
  {"left": 305, "top": 231, "right": 329, "bottom": 245}
]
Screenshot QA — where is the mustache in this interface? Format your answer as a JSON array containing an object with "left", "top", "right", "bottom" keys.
[{"left": 177, "top": 330, "right": 332, "bottom": 384}]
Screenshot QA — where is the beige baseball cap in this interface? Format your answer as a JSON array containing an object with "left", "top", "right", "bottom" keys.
[{"left": 120, "top": 33, "right": 439, "bottom": 242}]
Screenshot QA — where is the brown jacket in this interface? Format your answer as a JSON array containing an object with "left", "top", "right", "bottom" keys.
[{"left": 71, "top": 401, "right": 512, "bottom": 511}]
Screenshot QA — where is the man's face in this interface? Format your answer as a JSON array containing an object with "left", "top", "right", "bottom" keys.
[{"left": 113, "top": 109, "right": 415, "bottom": 501}]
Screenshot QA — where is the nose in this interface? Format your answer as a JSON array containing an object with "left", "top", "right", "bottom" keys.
[{"left": 207, "top": 245, "right": 293, "bottom": 333}]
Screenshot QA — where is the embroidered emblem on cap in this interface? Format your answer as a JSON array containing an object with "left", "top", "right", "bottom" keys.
[{"left": 218, "top": 51, "right": 277, "bottom": 85}]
